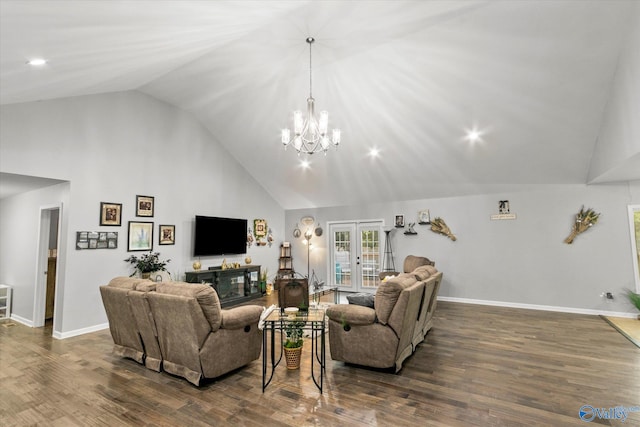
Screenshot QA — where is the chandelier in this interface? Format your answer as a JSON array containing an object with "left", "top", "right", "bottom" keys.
[{"left": 281, "top": 37, "right": 341, "bottom": 155}]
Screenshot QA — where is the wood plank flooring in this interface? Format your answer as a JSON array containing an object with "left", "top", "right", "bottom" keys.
[{"left": 1, "top": 300, "right": 638, "bottom": 426}]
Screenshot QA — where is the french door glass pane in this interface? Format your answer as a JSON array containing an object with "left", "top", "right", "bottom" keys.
[
  {"left": 334, "top": 230, "right": 352, "bottom": 286},
  {"left": 360, "top": 228, "right": 380, "bottom": 288}
]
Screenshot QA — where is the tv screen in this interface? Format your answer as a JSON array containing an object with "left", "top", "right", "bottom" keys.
[{"left": 193, "top": 215, "right": 247, "bottom": 256}]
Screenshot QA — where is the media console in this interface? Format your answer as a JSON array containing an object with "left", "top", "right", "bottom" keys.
[{"left": 185, "top": 265, "right": 262, "bottom": 307}]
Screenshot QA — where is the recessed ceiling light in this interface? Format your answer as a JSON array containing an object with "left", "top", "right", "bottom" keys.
[
  {"left": 465, "top": 127, "right": 483, "bottom": 144},
  {"left": 369, "top": 148, "right": 380, "bottom": 157},
  {"left": 26, "top": 58, "right": 47, "bottom": 66},
  {"left": 300, "top": 159, "right": 310, "bottom": 169}
]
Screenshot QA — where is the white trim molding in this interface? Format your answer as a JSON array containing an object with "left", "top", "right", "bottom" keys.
[
  {"left": 438, "top": 296, "right": 639, "bottom": 319},
  {"left": 52, "top": 322, "right": 109, "bottom": 340}
]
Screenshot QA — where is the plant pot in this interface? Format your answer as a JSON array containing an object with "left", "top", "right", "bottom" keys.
[
  {"left": 284, "top": 346, "right": 302, "bottom": 370},
  {"left": 141, "top": 272, "right": 151, "bottom": 280}
]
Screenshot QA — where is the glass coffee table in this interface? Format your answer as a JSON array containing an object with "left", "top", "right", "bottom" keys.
[
  {"left": 262, "top": 308, "right": 326, "bottom": 393},
  {"left": 309, "top": 285, "right": 340, "bottom": 305}
]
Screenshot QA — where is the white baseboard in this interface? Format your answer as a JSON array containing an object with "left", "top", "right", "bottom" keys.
[
  {"left": 438, "top": 296, "right": 638, "bottom": 318},
  {"left": 9, "top": 313, "right": 33, "bottom": 327},
  {"left": 53, "top": 322, "right": 109, "bottom": 340}
]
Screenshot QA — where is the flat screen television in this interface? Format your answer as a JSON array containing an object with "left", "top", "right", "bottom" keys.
[{"left": 193, "top": 215, "right": 247, "bottom": 256}]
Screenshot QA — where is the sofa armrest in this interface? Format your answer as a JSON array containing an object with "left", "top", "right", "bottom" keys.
[
  {"left": 220, "top": 305, "right": 263, "bottom": 330},
  {"left": 326, "top": 304, "right": 376, "bottom": 326}
]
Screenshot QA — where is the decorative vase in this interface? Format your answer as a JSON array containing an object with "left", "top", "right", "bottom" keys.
[
  {"left": 266, "top": 282, "right": 273, "bottom": 296},
  {"left": 192, "top": 260, "right": 201, "bottom": 271},
  {"left": 284, "top": 346, "right": 302, "bottom": 370},
  {"left": 245, "top": 256, "right": 252, "bottom": 265}
]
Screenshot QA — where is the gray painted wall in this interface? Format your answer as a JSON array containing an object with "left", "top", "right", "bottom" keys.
[
  {"left": 286, "top": 182, "right": 640, "bottom": 316},
  {"left": 0, "top": 91, "right": 284, "bottom": 336}
]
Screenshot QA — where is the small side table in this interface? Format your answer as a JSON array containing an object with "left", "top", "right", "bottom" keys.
[
  {"left": 262, "top": 308, "right": 326, "bottom": 392},
  {"left": 0, "top": 285, "right": 12, "bottom": 320}
]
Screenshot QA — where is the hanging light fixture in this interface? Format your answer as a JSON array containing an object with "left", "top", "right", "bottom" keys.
[{"left": 281, "top": 37, "right": 341, "bottom": 155}]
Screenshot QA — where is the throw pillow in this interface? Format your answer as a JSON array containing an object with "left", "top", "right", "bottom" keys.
[{"left": 346, "top": 293, "right": 375, "bottom": 308}]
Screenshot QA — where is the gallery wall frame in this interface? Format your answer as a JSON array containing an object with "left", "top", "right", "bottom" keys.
[
  {"left": 99, "top": 202, "right": 122, "bottom": 226},
  {"left": 159, "top": 224, "right": 175, "bottom": 245},
  {"left": 128, "top": 221, "right": 153, "bottom": 251},
  {"left": 76, "top": 231, "right": 117, "bottom": 250},
  {"left": 136, "top": 195, "right": 154, "bottom": 217},
  {"left": 418, "top": 209, "right": 430, "bottom": 225},
  {"left": 395, "top": 214, "right": 405, "bottom": 228}
]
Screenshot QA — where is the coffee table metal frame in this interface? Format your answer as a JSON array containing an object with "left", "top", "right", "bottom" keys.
[{"left": 262, "top": 308, "right": 326, "bottom": 392}]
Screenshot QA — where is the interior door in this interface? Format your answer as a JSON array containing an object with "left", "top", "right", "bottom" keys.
[{"left": 329, "top": 221, "right": 383, "bottom": 292}]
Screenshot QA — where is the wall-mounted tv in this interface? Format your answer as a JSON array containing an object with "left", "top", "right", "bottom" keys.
[{"left": 193, "top": 215, "right": 247, "bottom": 257}]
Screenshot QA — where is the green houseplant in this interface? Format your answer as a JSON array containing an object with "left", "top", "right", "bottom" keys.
[
  {"left": 628, "top": 290, "right": 640, "bottom": 319},
  {"left": 283, "top": 320, "right": 304, "bottom": 369},
  {"left": 124, "top": 251, "right": 170, "bottom": 278}
]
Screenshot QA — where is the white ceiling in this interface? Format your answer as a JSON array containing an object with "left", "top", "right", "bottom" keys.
[{"left": 0, "top": 1, "right": 637, "bottom": 209}]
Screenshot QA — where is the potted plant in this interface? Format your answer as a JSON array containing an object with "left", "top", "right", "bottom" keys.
[
  {"left": 124, "top": 251, "right": 170, "bottom": 279},
  {"left": 260, "top": 269, "right": 268, "bottom": 294},
  {"left": 628, "top": 290, "right": 640, "bottom": 320},
  {"left": 283, "top": 320, "right": 304, "bottom": 369}
]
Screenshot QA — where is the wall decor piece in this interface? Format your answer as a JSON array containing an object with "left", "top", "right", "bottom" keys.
[
  {"left": 418, "top": 210, "right": 430, "bottom": 225},
  {"left": 430, "top": 217, "right": 457, "bottom": 241},
  {"left": 128, "top": 221, "right": 153, "bottom": 251},
  {"left": 247, "top": 227, "right": 254, "bottom": 247},
  {"left": 267, "top": 228, "right": 274, "bottom": 246},
  {"left": 404, "top": 223, "right": 417, "bottom": 235},
  {"left": 76, "top": 231, "right": 117, "bottom": 250},
  {"left": 99, "top": 202, "right": 122, "bottom": 226},
  {"left": 491, "top": 200, "right": 517, "bottom": 220},
  {"left": 293, "top": 223, "right": 301, "bottom": 238},
  {"left": 564, "top": 206, "right": 600, "bottom": 244},
  {"left": 254, "top": 219, "right": 267, "bottom": 245},
  {"left": 395, "top": 215, "right": 405, "bottom": 228},
  {"left": 159, "top": 224, "right": 175, "bottom": 245},
  {"left": 136, "top": 195, "right": 154, "bottom": 217}
]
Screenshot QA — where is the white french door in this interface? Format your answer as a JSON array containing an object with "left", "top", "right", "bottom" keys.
[{"left": 328, "top": 220, "right": 383, "bottom": 292}]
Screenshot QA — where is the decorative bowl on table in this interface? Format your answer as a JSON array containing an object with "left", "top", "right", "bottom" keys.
[{"left": 284, "top": 307, "right": 299, "bottom": 318}]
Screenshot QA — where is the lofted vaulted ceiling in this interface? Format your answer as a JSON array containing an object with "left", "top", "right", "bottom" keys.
[{"left": 1, "top": 1, "right": 638, "bottom": 208}]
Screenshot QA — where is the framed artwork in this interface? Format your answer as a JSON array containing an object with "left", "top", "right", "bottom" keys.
[
  {"left": 395, "top": 214, "right": 405, "bottom": 228},
  {"left": 418, "top": 209, "right": 431, "bottom": 225},
  {"left": 128, "top": 221, "right": 153, "bottom": 251},
  {"left": 76, "top": 231, "right": 117, "bottom": 250},
  {"left": 99, "top": 202, "right": 122, "bottom": 226},
  {"left": 136, "top": 195, "right": 154, "bottom": 217},
  {"left": 159, "top": 224, "right": 175, "bottom": 245},
  {"left": 254, "top": 219, "right": 267, "bottom": 238}
]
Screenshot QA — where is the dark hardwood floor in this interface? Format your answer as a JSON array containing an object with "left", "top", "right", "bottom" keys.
[{"left": 1, "top": 298, "right": 638, "bottom": 426}]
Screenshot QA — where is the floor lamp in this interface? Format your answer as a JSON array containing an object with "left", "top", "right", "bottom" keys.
[
  {"left": 304, "top": 228, "right": 313, "bottom": 279},
  {"left": 382, "top": 228, "right": 396, "bottom": 273}
]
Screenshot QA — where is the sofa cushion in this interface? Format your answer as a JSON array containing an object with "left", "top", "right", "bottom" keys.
[
  {"left": 375, "top": 275, "right": 416, "bottom": 325},
  {"left": 135, "top": 281, "right": 157, "bottom": 292},
  {"left": 423, "top": 265, "right": 438, "bottom": 275},
  {"left": 155, "top": 281, "right": 222, "bottom": 331},
  {"left": 108, "top": 276, "right": 153, "bottom": 290},
  {"left": 413, "top": 265, "right": 432, "bottom": 281},
  {"left": 346, "top": 293, "right": 375, "bottom": 308},
  {"left": 403, "top": 255, "right": 435, "bottom": 273}
]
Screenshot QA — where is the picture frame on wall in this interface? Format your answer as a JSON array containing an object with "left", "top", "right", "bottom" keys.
[
  {"left": 99, "top": 202, "right": 122, "bottom": 226},
  {"left": 136, "top": 195, "right": 154, "bottom": 217},
  {"left": 418, "top": 209, "right": 431, "bottom": 225},
  {"left": 159, "top": 224, "right": 175, "bottom": 245},
  {"left": 395, "top": 214, "right": 405, "bottom": 228},
  {"left": 128, "top": 221, "right": 153, "bottom": 251}
]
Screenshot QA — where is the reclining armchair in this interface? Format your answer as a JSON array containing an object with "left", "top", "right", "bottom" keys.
[
  {"left": 99, "top": 277, "right": 163, "bottom": 371},
  {"left": 147, "top": 281, "right": 263, "bottom": 386},
  {"left": 326, "top": 274, "right": 425, "bottom": 372}
]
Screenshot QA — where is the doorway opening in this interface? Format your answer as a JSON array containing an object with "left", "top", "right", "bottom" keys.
[{"left": 34, "top": 206, "right": 60, "bottom": 330}]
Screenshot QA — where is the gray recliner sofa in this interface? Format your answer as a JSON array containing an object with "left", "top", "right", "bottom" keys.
[
  {"left": 146, "top": 281, "right": 263, "bottom": 386},
  {"left": 326, "top": 255, "right": 442, "bottom": 372},
  {"left": 99, "top": 277, "right": 163, "bottom": 371}
]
